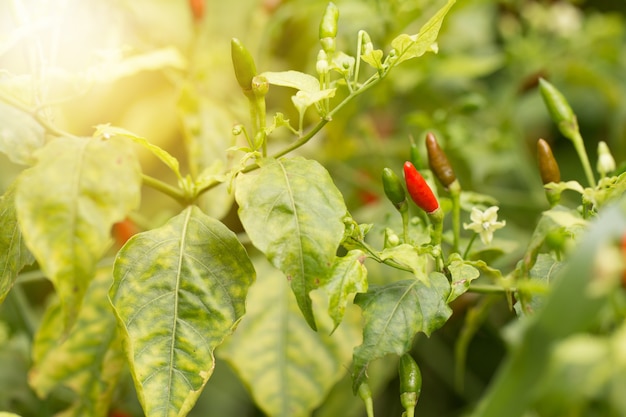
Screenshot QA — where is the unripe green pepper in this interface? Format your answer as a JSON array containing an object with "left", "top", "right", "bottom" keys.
[
  {"left": 399, "top": 353, "right": 422, "bottom": 417},
  {"left": 538, "top": 78, "right": 578, "bottom": 136},
  {"left": 231, "top": 38, "right": 257, "bottom": 94},
  {"left": 425, "top": 132, "right": 456, "bottom": 188},
  {"left": 537, "top": 138, "right": 560, "bottom": 185},
  {"left": 319, "top": 2, "right": 339, "bottom": 53},
  {"left": 357, "top": 381, "right": 374, "bottom": 417},
  {"left": 382, "top": 167, "right": 407, "bottom": 210}
]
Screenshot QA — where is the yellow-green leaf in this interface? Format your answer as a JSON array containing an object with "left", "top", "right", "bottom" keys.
[
  {"left": 390, "top": 0, "right": 456, "bottom": 66},
  {"left": 235, "top": 157, "right": 347, "bottom": 330},
  {"left": 15, "top": 136, "right": 141, "bottom": 329},
  {"left": 0, "top": 183, "right": 35, "bottom": 303},
  {"left": 109, "top": 206, "right": 255, "bottom": 417},
  {"left": 320, "top": 250, "right": 368, "bottom": 331},
  {"left": 219, "top": 257, "right": 360, "bottom": 417},
  {"left": 29, "top": 269, "right": 124, "bottom": 417}
]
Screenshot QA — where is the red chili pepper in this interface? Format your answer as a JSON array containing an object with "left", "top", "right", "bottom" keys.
[
  {"left": 403, "top": 161, "right": 439, "bottom": 213},
  {"left": 189, "top": 0, "right": 205, "bottom": 22},
  {"left": 621, "top": 232, "right": 626, "bottom": 289},
  {"left": 112, "top": 218, "right": 139, "bottom": 247}
]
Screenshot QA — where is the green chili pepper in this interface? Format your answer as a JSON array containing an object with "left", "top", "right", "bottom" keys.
[
  {"left": 425, "top": 132, "right": 456, "bottom": 188},
  {"left": 399, "top": 353, "right": 422, "bottom": 417},
  {"left": 382, "top": 168, "right": 407, "bottom": 210},
  {"left": 319, "top": 2, "right": 339, "bottom": 53},
  {"left": 538, "top": 78, "right": 577, "bottom": 134},
  {"left": 537, "top": 138, "right": 560, "bottom": 185},
  {"left": 231, "top": 38, "right": 257, "bottom": 94}
]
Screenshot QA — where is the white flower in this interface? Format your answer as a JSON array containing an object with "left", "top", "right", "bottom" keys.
[{"left": 463, "top": 206, "right": 506, "bottom": 245}]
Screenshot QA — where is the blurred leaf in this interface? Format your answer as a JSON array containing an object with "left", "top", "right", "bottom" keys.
[
  {"left": 109, "top": 206, "right": 255, "bottom": 417},
  {"left": 351, "top": 273, "right": 452, "bottom": 392},
  {"left": 0, "top": 101, "right": 45, "bottom": 166},
  {"left": 0, "top": 183, "right": 35, "bottom": 304},
  {"left": 219, "top": 257, "right": 360, "bottom": 417},
  {"left": 94, "top": 124, "right": 181, "bottom": 181},
  {"left": 87, "top": 47, "right": 186, "bottom": 83},
  {"left": 29, "top": 269, "right": 124, "bottom": 417},
  {"left": 470, "top": 199, "right": 626, "bottom": 417},
  {"left": 583, "top": 173, "right": 626, "bottom": 208},
  {"left": 320, "top": 250, "right": 368, "bottom": 331},
  {"left": 390, "top": 0, "right": 456, "bottom": 66},
  {"left": 178, "top": 85, "right": 234, "bottom": 218},
  {"left": 15, "top": 136, "right": 141, "bottom": 329},
  {"left": 235, "top": 157, "right": 347, "bottom": 330},
  {"left": 261, "top": 71, "right": 320, "bottom": 93}
]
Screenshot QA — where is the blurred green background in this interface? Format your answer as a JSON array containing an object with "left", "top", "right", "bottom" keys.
[{"left": 1, "top": 0, "right": 625, "bottom": 416}]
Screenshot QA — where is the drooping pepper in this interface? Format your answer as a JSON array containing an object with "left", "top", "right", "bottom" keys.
[
  {"left": 403, "top": 161, "right": 439, "bottom": 214},
  {"left": 536, "top": 138, "right": 560, "bottom": 185},
  {"left": 188, "top": 0, "right": 205, "bottom": 22},
  {"left": 425, "top": 132, "right": 456, "bottom": 188},
  {"left": 398, "top": 353, "right": 422, "bottom": 417}
]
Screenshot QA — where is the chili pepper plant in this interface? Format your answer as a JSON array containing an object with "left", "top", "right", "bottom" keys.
[{"left": 0, "top": 1, "right": 626, "bottom": 417}]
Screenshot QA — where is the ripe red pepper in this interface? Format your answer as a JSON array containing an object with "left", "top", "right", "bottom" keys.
[
  {"left": 622, "top": 232, "right": 626, "bottom": 288},
  {"left": 403, "top": 161, "right": 439, "bottom": 214}
]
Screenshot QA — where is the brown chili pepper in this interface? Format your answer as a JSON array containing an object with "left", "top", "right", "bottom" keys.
[
  {"left": 425, "top": 132, "right": 456, "bottom": 188},
  {"left": 537, "top": 138, "right": 561, "bottom": 184}
]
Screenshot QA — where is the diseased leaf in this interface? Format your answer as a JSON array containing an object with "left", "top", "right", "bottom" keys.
[
  {"left": 219, "top": 257, "right": 361, "bottom": 417},
  {"left": 379, "top": 244, "right": 428, "bottom": 282},
  {"left": 0, "top": 101, "right": 45, "bottom": 166},
  {"left": 447, "top": 253, "right": 480, "bottom": 302},
  {"left": 0, "top": 183, "right": 35, "bottom": 303},
  {"left": 15, "top": 136, "right": 141, "bottom": 329},
  {"left": 351, "top": 274, "right": 451, "bottom": 392},
  {"left": 320, "top": 250, "right": 368, "bottom": 331},
  {"left": 390, "top": 0, "right": 456, "bottom": 66},
  {"left": 235, "top": 157, "right": 347, "bottom": 330},
  {"left": 109, "top": 206, "right": 255, "bottom": 417},
  {"left": 29, "top": 269, "right": 124, "bottom": 417}
]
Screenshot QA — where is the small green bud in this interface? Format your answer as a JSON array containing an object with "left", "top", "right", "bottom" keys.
[
  {"left": 251, "top": 75, "right": 269, "bottom": 97},
  {"left": 596, "top": 141, "right": 615, "bottom": 176},
  {"left": 319, "top": 2, "right": 339, "bottom": 40}
]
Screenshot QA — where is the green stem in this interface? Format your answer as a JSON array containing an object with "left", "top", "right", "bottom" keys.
[
  {"left": 467, "top": 284, "right": 516, "bottom": 294},
  {"left": 401, "top": 206, "right": 410, "bottom": 244},
  {"left": 570, "top": 130, "right": 596, "bottom": 188},
  {"left": 8, "top": 284, "right": 37, "bottom": 339},
  {"left": 142, "top": 174, "right": 187, "bottom": 204},
  {"left": 449, "top": 181, "right": 461, "bottom": 253},
  {"left": 463, "top": 234, "right": 477, "bottom": 259}
]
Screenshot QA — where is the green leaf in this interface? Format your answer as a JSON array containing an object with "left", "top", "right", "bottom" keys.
[
  {"left": 261, "top": 70, "right": 320, "bottom": 93},
  {"left": 0, "top": 413, "right": 23, "bottom": 417},
  {"left": 219, "top": 257, "right": 361, "bottom": 417},
  {"left": 447, "top": 253, "right": 480, "bottom": 302},
  {"left": 320, "top": 250, "right": 368, "bottom": 331},
  {"left": 15, "top": 136, "right": 141, "bottom": 329},
  {"left": 0, "top": 183, "right": 35, "bottom": 304},
  {"left": 360, "top": 49, "right": 384, "bottom": 70},
  {"left": 390, "top": 0, "right": 456, "bottom": 67},
  {"left": 379, "top": 244, "right": 428, "bottom": 281},
  {"left": 29, "top": 269, "right": 125, "bottom": 417},
  {"left": 0, "top": 101, "right": 45, "bottom": 166},
  {"left": 109, "top": 206, "right": 255, "bottom": 417},
  {"left": 351, "top": 273, "right": 452, "bottom": 392},
  {"left": 235, "top": 157, "right": 347, "bottom": 330},
  {"left": 94, "top": 124, "right": 182, "bottom": 181},
  {"left": 583, "top": 172, "right": 626, "bottom": 208}
]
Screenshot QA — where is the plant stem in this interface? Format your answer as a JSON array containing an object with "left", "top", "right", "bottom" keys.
[
  {"left": 142, "top": 174, "right": 187, "bottom": 204},
  {"left": 463, "top": 234, "right": 477, "bottom": 259},
  {"left": 449, "top": 181, "right": 461, "bottom": 253},
  {"left": 467, "top": 284, "right": 516, "bottom": 294},
  {"left": 570, "top": 130, "right": 596, "bottom": 188}
]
